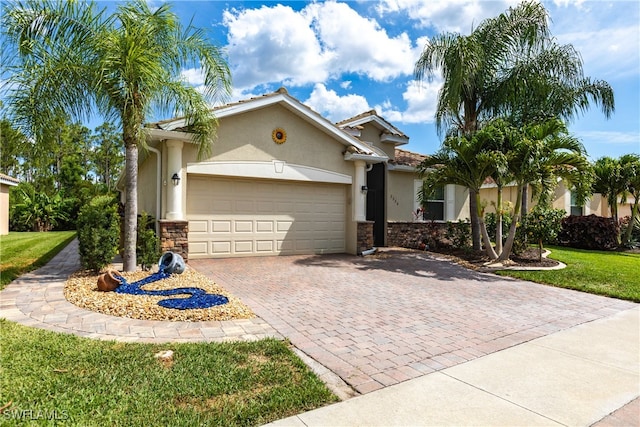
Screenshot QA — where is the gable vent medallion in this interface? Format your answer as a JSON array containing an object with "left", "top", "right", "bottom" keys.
[{"left": 272, "top": 128, "right": 287, "bottom": 144}]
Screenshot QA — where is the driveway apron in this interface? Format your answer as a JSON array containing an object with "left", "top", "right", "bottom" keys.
[{"left": 190, "top": 250, "right": 636, "bottom": 395}]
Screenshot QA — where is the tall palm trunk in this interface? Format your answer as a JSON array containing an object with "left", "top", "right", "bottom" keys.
[
  {"left": 624, "top": 200, "right": 639, "bottom": 244},
  {"left": 123, "top": 141, "right": 138, "bottom": 271},
  {"left": 495, "top": 184, "right": 503, "bottom": 254},
  {"left": 468, "top": 188, "right": 482, "bottom": 251},
  {"left": 498, "top": 183, "right": 523, "bottom": 262},
  {"left": 476, "top": 192, "right": 498, "bottom": 259},
  {"left": 521, "top": 185, "right": 529, "bottom": 215}
]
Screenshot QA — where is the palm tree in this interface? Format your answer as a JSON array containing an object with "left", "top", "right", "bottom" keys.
[
  {"left": 414, "top": 0, "right": 614, "bottom": 245},
  {"left": 620, "top": 154, "right": 640, "bottom": 244},
  {"left": 593, "top": 157, "right": 627, "bottom": 224},
  {"left": 415, "top": 1, "right": 550, "bottom": 249},
  {"left": 498, "top": 119, "right": 592, "bottom": 261},
  {"left": 3, "top": 0, "right": 231, "bottom": 271},
  {"left": 418, "top": 122, "right": 509, "bottom": 259},
  {"left": 593, "top": 154, "right": 640, "bottom": 244}
]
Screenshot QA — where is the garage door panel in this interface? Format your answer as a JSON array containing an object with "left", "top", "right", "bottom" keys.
[
  {"left": 212, "top": 241, "right": 231, "bottom": 254},
  {"left": 277, "top": 221, "right": 293, "bottom": 232},
  {"left": 234, "top": 221, "right": 253, "bottom": 233},
  {"left": 187, "top": 177, "right": 346, "bottom": 258},
  {"left": 256, "top": 240, "right": 274, "bottom": 252},
  {"left": 234, "top": 241, "right": 253, "bottom": 253},
  {"left": 257, "top": 200, "right": 274, "bottom": 211},
  {"left": 256, "top": 221, "right": 273, "bottom": 232},
  {"left": 190, "top": 241, "right": 208, "bottom": 255},
  {"left": 235, "top": 200, "right": 255, "bottom": 212},
  {"left": 190, "top": 221, "right": 208, "bottom": 233},
  {"left": 212, "top": 221, "right": 231, "bottom": 233}
]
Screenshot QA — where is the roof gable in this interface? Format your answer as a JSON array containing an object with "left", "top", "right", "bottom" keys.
[
  {"left": 337, "top": 110, "right": 409, "bottom": 146},
  {"left": 150, "top": 88, "right": 385, "bottom": 159}
]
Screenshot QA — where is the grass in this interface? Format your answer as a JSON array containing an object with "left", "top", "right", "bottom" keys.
[
  {"left": 0, "top": 320, "right": 337, "bottom": 426},
  {"left": 498, "top": 245, "right": 640, "bottom": 302},
  {"left": 0, "top": 231, "right": 76, "bottom": 290},
  {"left": 0, "top": 232, "right": 337, "bottom": 425}
]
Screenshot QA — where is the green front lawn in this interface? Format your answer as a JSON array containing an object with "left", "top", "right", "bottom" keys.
[
  {"left": 0, "top": 231, "right": 76, "bottom": 289},
  {"left": 498, "top": 246, "right": 640, "bottom": 302},
  {"left": 0, "top": 232, "right": 336, "bottom": 426},
  {"left": 0, "top": 320, "right": 337, "bottom": 426}
]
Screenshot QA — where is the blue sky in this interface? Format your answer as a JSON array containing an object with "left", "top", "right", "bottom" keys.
[{"left": 91, "top": 1, "right": 640, "bottom": 160}]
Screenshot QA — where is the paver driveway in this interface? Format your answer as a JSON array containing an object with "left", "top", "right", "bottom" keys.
[{"left": 190, "top": 249, "right": 635, "bottom": 395}]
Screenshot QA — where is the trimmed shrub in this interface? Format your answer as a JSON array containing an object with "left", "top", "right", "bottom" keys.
[
  {"left": 520, "top": 206, "right": 565, "bottom": 260},
  {"left": 77, "top": 195, "right": 120, "bottom": 272},
  {"left": 557, "top": 214, "right": 619, "bottom": 250},
  {"left": 446, "top": 219, "right": 472, "bottom": 251},
  {"left": 137, "top": 212, "right": 160, "bottom": 271}
]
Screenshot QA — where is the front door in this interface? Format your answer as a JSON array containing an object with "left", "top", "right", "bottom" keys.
[{"left": 366, "top": 163, "right": 385, "bottom": 247}]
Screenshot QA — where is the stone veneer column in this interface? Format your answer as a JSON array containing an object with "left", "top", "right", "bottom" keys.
[
  {"left": 166, "top": 140, "right": 184, "bottom": 220},
  {"left": 159, "top": 220, "right": 189, "bottom": 262},
  {"left": 357, "top": 221, "right": 374, "bottom": 254}
]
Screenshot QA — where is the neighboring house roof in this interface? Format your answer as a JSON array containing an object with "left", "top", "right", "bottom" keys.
[
  {"left": 0, "top": 173, "right": 19, "bottom": 187},
  {"left": 336, "top": 110, "right": 409, "bottom": 146},
  {"left": 148, "top": 87, "right": 388, "bottom": 163}
]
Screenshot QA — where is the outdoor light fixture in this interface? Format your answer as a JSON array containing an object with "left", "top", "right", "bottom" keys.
[{"left": 171, "top": 173, "right": 181, "bottom": 186}]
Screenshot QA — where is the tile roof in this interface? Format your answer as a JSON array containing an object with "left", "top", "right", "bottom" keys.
[
  {"left": 391, "top": 149, "right": 427, "bottom": 168},
  {"left": 0, "top": 173, "right": 19, "bottom": 185}
]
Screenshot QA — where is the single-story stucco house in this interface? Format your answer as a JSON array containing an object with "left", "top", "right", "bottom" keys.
[
  {"left": 0, "top": 173, "right": 19, "bottom": 235},
  {"left": 129, "top": 88, "right": 468, "bottom": 260},
  {"left": 480, "top": 179, "right": 635, "bottom": 219}
]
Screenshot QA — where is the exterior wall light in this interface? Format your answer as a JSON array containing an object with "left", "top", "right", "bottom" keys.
[{"left": 171, "top": 173, "right": 181, "bottom": 186}]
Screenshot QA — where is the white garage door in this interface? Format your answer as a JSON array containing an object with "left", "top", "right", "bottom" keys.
[{"left": 187, "top": 176, "right": 346, "bottom": 258}]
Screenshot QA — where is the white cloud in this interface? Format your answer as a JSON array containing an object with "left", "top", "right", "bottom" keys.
[
  {"left": 304, "top": 2, "right": 418, "bottom": 81},
  {"left": 557, "top": 26, "right": 639, "bottom": 78},
  {"left": 376, "top": 0, "right": 520, "bottom": 33},
  {"left": 181, "top": 68, "right": 205, "bottom": 86},
  {"left": 377, "top": 78, "right": 441, "bottom": 124},
  {"left": 222, "top": 2, "right": 419, "bottom": 92},
  {"left": 223, "top": 4, "right": 330, "bottom": 90},
  {"left": 303, "top": 83, "right": 371, "bottom": 123},
  {"left": 576, "top": 130, "right": 640, "bottom": 146}
]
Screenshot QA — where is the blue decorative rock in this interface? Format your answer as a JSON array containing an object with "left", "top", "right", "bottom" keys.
[{"left": 112, "top": 269, "right": 228, "bottom": 310}]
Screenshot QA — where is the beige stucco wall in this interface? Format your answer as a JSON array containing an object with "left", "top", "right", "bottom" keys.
[
  {"left": 182, "top": 105, "right": 354, "bottom": 177},
  {"left": 1, "top": 184, "right": 10, "bottom": 235},
  {"left": 480, "top": 185, "right": 533, "bottom": 215},
  {"left": 358, "top": 124, "right": 396, "bottom": 159},
  {"left": 480, "top": 180, "right": 627, "bottom": 218},
  {"left": 387, "top": 170, "right": 417, "bottom": 222},
  {"left": 140, "top": 103, "right": 364, "bottom": 255},
  {"left": 387, "top": 170, "right": 470, "bottom": 223},
  {"left": 138, "top": 150, "right": 159, "bottom": 219},
  {"left": 452, "top": 185, "right": 471, "bottom": 221}
]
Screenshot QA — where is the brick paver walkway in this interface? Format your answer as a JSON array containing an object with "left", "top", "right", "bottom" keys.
[
  {"left": 190, "top": 250, "right": 636, "bottom": 394},
  {"left": 0, "top": 239, "right": 281, "bottom": 343}
]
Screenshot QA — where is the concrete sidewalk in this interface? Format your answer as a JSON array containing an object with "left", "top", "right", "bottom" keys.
[{"left": 267, "top": 306, "right": 639, "bottom": 426}]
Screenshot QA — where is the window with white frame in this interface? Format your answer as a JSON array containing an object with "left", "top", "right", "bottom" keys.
[
  {"left": 570, "top": 191, "right": 583, "bottom": 216},
  {"left": 414, "top": 180, "right": 453, "bottom": 221}
]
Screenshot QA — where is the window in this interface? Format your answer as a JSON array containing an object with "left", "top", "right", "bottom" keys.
[
  {"left": 424, "top": 185, "right": 445, "bottom": 221},
  {"left": 570, "top": 191, "right": 583, "bottom": 216}
]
